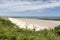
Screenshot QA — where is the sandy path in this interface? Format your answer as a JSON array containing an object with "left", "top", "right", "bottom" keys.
[{"left": 9, "top": 17, "right": 60, "bottom": 31}]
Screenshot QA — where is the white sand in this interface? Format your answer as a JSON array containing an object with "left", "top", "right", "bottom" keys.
[{"left": 9, "top": 17, "right": 60, "bottom": 31}]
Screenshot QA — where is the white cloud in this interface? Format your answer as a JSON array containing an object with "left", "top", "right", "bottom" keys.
[{"left": 0, "top": 0, "right": 60, "bottom": 12}]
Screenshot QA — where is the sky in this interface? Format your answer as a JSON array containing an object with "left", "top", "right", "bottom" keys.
[{"left": 0, "top": 0, "right": 60, "bottom": 17}]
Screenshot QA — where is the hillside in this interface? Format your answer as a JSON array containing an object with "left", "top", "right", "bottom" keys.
[{"left": 0, "top": 17, "right": 60, "bottom": 40}]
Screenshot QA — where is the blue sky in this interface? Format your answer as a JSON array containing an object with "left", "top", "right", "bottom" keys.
[{"left": 0, "top": 0, "right": 60, "bottom": 17}]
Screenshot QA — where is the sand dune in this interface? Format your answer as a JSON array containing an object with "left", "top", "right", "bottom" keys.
[{"left": 9, "top": 17, "right": 60, "bottom": 31}]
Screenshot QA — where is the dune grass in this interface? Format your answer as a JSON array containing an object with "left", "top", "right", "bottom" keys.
[{"left": 0, "top": 17, "right": 60, "bottom": 40}]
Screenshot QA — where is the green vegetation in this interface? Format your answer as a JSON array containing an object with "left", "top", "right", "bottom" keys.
[{"left": 0, "top": 17, "right": 60, "bottom": 40}]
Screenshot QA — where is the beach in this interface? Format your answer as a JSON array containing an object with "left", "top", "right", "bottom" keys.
[{"left": 9, "top": 17, "right": 60, "bottom": 31}]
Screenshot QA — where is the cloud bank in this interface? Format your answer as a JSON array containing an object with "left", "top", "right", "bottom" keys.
[{"left": 0, "top": 0, "right": 60, "bottom": 12}]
